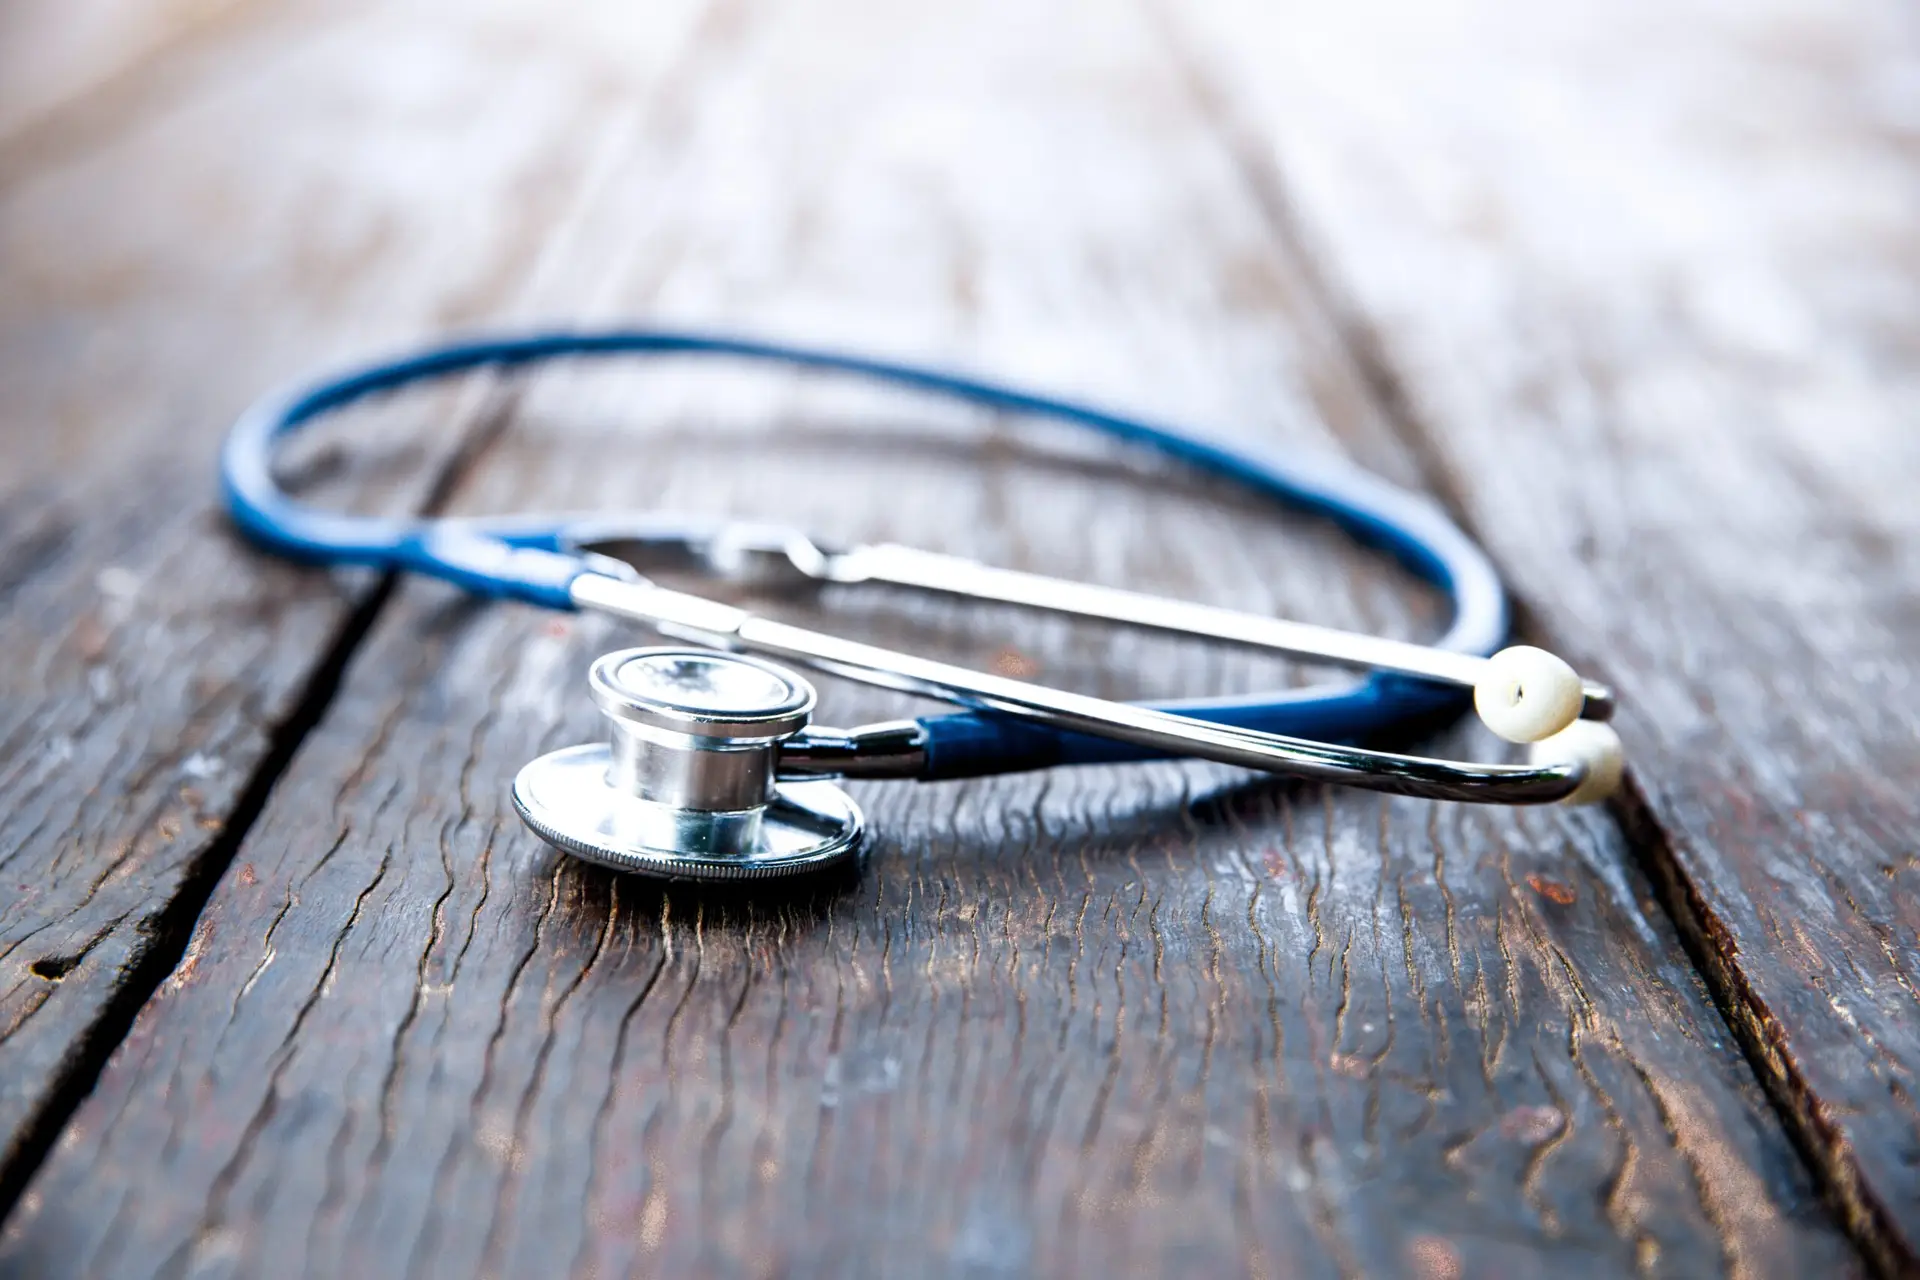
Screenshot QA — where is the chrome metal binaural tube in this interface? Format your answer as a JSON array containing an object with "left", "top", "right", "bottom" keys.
[
  {"left": 570, "top": 573, "right": 1589, "bottom": 804},
  {"left": 582, "top": 526, "right": 1614, "bottom": 721},
  {"left": 819, "top": 542, "right": 1615, "bottom": 721}
]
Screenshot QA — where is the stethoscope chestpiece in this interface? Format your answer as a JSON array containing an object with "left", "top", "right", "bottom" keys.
[{"left": 512, "top": 647, "right": 864, "bottom": 881}]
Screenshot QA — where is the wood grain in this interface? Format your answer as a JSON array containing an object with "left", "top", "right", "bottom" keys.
[
  {"left": 0, "top": 0, "right": 717, "bottom": 1215},
  {"left": 0, "top": 0, "right": 251, "bottom": 149},
  {"left": 0, "top": 0, "right": 1856, "bottom": 1274},
  {"left": 1153, "top": 0, "right": 1920, "bottom": 1269}
]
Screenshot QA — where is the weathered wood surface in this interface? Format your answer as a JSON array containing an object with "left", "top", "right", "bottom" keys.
[
  {"left": 1155, "top": 0, "right": 1920, "bottom": 1270},
  {"left": 0, "top": 0, "right": 715, "bottom": 1217},
  {"left": 0, "top": 0, "right": 1867, "bottom": 1275}
]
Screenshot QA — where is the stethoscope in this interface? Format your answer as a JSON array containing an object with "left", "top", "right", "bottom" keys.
[{"left": 222, "top": 329, "right": 1624, "bottom": 881}]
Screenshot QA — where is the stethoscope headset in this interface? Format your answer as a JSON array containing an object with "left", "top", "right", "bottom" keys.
[{"left": 223, "top": 329, "right": 1624, "bottom": 882}]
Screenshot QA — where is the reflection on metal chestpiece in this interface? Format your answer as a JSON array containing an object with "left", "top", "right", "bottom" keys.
[{"left": 512, "top": 648, "right": 863, "bottom": 881}]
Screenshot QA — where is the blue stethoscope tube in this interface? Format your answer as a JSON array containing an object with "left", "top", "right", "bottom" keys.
[{"left": 221, "top": 329, "right": 1507, "bottom": 781}]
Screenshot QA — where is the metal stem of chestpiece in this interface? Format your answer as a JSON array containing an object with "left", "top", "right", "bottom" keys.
[
  {"left": 568, "top": 573, "right": 1601, "bottom": 806},
  {"left": 512, "top": 648, "right": 864, "bottom": 880}
]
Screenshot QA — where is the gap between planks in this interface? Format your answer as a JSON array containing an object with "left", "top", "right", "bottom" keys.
[
  {"left": 0, "top": 0, "right": 740, "bottom": 1226},
  {"left": 1141, "top": 0, "right": 1898, "bottom": 1273},
  {"left": 0, "top": 386, "right": 520, "bottom": 1226}
]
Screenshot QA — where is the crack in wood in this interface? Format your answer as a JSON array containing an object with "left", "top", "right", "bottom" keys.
[{"left": 1146, "top": 0, "right": 1895, "bottom": 1270}]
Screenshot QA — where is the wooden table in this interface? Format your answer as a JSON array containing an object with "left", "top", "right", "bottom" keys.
[{"left": 1, "top": 0, "right": 1915, "bottom": 1275}]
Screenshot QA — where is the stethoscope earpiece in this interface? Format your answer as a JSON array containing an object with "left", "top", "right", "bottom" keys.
[{"left": 511, "top": 648, "right": 864, "bottom": 881}]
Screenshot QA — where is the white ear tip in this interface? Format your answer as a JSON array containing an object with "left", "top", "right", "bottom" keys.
[
  {"left": 1474, "top": 645, "right": 1584, "bottom": 743},
  {"left": 1529, "top": 720, "right": 1625, "bottom": 805}
]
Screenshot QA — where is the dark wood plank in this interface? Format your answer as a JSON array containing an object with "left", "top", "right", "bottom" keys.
[
  {"left": 0, "top": 0, "right": 720, "bottom": 1213},
  {"left": 0, "top": 0, "right": 1857, "bottom": 1275},
  {"left": 1153, "top": 0, "right": 1920, "bottom": 1269}
]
